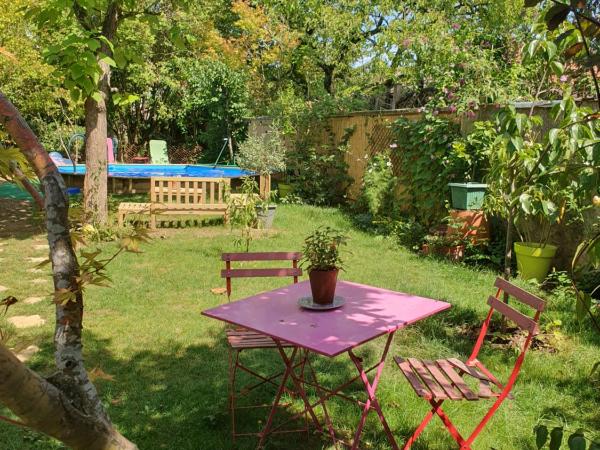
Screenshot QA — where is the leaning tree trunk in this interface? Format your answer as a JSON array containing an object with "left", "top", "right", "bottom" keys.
[{"left": 0, "top": 92, "right": 137, "bottom": 450}]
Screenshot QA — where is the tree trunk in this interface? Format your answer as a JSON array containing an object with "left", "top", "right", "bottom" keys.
[
  {"left": 322, "top": 64, "right": 335, "bottom": 95},
  {"left": 0, "top": 92, "right": 137, "bottom": 450},
  {"left": 0, "top": 345, "right": 136, "bottom": 450},
  {"left": 83, "top": 3, "right": 120, "bottom": 225},
  {"left": 83, "top": 89, "right": 109, "bottom": 225}
]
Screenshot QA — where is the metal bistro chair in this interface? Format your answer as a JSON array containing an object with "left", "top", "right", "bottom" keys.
[
  {"left": 221, "top": 251, "right": 307, "bottom": 441},
  {"left": 394, "top": 277, "right": 545, "bottom": 449}
]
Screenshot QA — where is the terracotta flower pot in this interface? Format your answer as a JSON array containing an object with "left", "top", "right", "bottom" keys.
[{"left": 309, "top": 269, "right": 339, "bottom": 305}]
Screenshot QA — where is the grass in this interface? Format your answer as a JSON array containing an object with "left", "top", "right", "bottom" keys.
[{"left": 0, "top": 202, "right": 599, "bottom": 449}]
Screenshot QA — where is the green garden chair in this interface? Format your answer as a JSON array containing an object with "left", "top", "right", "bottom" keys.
[{"left": 149, "top": 140, "right": 169, "bottom": 164}]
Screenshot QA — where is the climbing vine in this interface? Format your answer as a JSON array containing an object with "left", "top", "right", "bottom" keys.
[{"left": 391, "top": 114, "right": 463, "bottom": 226}]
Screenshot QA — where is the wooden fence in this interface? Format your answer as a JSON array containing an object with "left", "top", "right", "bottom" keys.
[{"left": 248, "top": 102, "right": 574, "bottom": 199}]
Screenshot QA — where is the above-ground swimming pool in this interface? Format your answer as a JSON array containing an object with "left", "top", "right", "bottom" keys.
[{"left": 58, "top": 164, "right": 257, "bottom": 194}]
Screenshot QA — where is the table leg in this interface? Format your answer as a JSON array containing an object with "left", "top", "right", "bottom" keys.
[
  {"left": 257, "top": 346, "right": 298, "bottom": 448},
  {"left": 258, "top": 344, "right": 322, "bottom": 448},
  {"left": 276, "top": 345, "right": 323, "bottom": 432},
  {"left": 348, "top": 332, "right": 399, "bottom": 450}
]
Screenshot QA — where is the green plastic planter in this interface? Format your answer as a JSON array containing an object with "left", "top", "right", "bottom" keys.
[
  {"left": 514, "top": 242, "right": 558, "bottom": 282},
  {"left": 448, "top": 183, "right": 488, "bottom": 210}
]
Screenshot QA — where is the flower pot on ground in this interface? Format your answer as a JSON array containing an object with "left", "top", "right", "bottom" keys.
[
  {"left": 514, "top": 242, "right": 558, "bottom": 282},
  {"left": 302, "top": 227, "right": 348, "bottom": 305},
  {"left": 256, "top": 203, "right": 277, "bottom": 229},
  {"left": 447, "top": 209, "right": 489, "bottom": 244},
  {"left": 448, "top": 182, "right": 488, "bottom": 210},
  {"left": 422, "top": 230, "right": 467, "bottom": 262}
]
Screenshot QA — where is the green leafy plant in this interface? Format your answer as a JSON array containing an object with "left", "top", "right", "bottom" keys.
[
  {"left": 392, "top": 114, "right": 462, "bottom": 226},
  {"left": 423, "top": 232, "right": 466, "bottom": 251},
  {"left": 451, "top": 121, "right": 496, "bottom": 181},
  {"left": 237, "top": 127, "right": 286, "bottom": 177},
  {"left": 302, "top": 227, "right": 348, "bottom": 272},
  {"left": 389, "top": 218, "right": 427, "bottom": 252},
  {"left": 228, "top": 177, "right": 259, "bottom": 252},
  {"left": 286, "top": 138, "right": 353, "bottom": 206},
  {"left": 360, "top": 150, "right": 398, "bottom": 219}
]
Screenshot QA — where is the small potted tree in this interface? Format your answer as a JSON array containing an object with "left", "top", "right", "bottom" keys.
[
  {"left": 302, "top": 227, "right": 348, "bottom": 305},
  {"left": 237, "top": 127, "right": 286, "bottom": 229}
]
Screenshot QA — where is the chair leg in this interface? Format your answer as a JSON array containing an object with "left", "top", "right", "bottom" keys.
[
  {"left": 229, "top": 349, "right": 240, "bottom": 441},
  {"left": 435, "top": 404, "right": 469, "bottom": 449},
  {"left": 402, "top": 400, "right": 441, "bottom": 449},
  {"left": 150, "top": 213, "right": 156, "bottom": 229}
]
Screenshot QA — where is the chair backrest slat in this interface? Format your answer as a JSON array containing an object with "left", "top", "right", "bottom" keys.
[
  {"left": 222, "top": 252, "right": 302, "bottom": 262},
  {"left": 487, "top": 296, "right": 538, "bottom": 334},
  {"left": 222, "top": 268, "right": 302, "bottom": 278},
  {"left": 494, "top": 277, "right": 545, "bottom": 312},
  {"left": 221, "top": 251, "right": 303, "bottom": 300}
]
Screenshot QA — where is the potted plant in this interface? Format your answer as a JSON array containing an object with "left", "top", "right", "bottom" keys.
[
  {"left": 255, "top": 191, "right": 277, "bottom": 229},
  {"left": 237, "top": 127, "right": 286, "bottom": 229},
  {"left": 421, "top": 231, "right": 466, "bottom": 262},
  {"left": 302, "top": 227, "right": 348, "bottom": 305},
  {"left": 448, "top": 122, "right": 494, "bottom": 210},
  {"left": 482, "top": 104, "right": 593, "bottom": 283},
  {"left": 511, "top": 192, "right": 559, "bottom": 282}
]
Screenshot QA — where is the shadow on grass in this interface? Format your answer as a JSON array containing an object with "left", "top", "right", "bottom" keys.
[
  {"left": 27, "top": 332, "right": 342, "bottom": 450},
  {"left": 0, "top": 199, "right": 44, "bottom": 240}
]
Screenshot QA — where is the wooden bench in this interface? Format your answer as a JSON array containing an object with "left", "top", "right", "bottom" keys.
[{"left": 118, "top": 177, "right": 231, "bottom": 229}]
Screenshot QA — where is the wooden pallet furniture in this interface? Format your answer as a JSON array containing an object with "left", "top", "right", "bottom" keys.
[{"left": 117, "top": 176, "right": 230, "bottom": 228}]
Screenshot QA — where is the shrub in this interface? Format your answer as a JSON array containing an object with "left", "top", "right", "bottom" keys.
[
  {"left": 391, "top": 114, "right": 462, "bottom": 226},
  {"left": 237, "top": 128, "right": 286, "bottom": 176},
  {"left": 361, "top": 151, "right": 398, "bottom": 218},
  {"left": 286, "top": 139, "right": 352, "bottom": 206}
]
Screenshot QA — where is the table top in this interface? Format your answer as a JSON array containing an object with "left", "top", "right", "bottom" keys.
[{"left": 202, "top": 280, "right": 451, "bottom": 357}]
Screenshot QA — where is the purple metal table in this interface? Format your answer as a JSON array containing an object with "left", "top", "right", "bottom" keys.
[{"left": 202, "top": 280, "right": 451, "bottom": 448}]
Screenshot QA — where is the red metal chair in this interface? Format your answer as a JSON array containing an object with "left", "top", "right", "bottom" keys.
[
  {"left": 221, "top": 252, "right": 305, "bottom": 441},
  {"left": 394, "top": 277, "right": 545, "bottom": 449}
]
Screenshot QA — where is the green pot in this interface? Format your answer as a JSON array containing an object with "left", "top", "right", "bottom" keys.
[
  {"left": 514, "top": 242, "right": 558, "bottom": 282},
  {"left": 448, "top": 182, "right": 487, "bottom": 210},
  {"left": 278, "top": 182, "right": 293, "bottom": 198}
]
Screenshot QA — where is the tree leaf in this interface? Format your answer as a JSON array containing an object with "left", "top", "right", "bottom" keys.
[
  {"left": 98, "top": 55, "right": 116, "bottom": 67},
  {"left": 550, "top": 427, "right": 564, "bottom": 450},
  {"left": 564, "top": 42, "right": 583, "bottom": 58},
  {"left": 556, "top": 28, "right": 576, "bottom": 44},
  {"left": 549, "top": 128, "right": 561, "bottom": 145},
  {"left": 520, "top": 193, "right": 533, "bottom": 214},
  {"left": 550, "top": 60, "right": 565, "bottom": 76},
  {"left": 568, "top": 431, "right": 587, "bottom": 450},
  {"left": 525, "top": 0, "right": 543, "bottom": 6},
  {"left": 590, "top": 442, "right": 600, "bottom": 450},
  {"left": 582, "top": 54, "right": 600, "bottom": 67},
  {"left": 546, "top": 4, "right": 571, "bottom": 31},
  {"left": 576, "top": 291, "right": 592, "bottom": 322},
  {"left": 91, "top": 91, "right": 102, "bottom": 103},
  {"left": 534, "top": 424, "right": 549, "bottom": 449}
]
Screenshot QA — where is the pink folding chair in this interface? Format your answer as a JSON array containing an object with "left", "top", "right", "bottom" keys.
[
  {"left": 221, "top": 252, "right": 306, "bottom": 441},
  {"left": 394, "top": 277, "right": 545, "bottom": 449}
]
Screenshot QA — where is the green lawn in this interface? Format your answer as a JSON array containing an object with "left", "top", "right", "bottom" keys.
[{"left": 1, "top": 203, "right": 598, "bottom": 449}]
